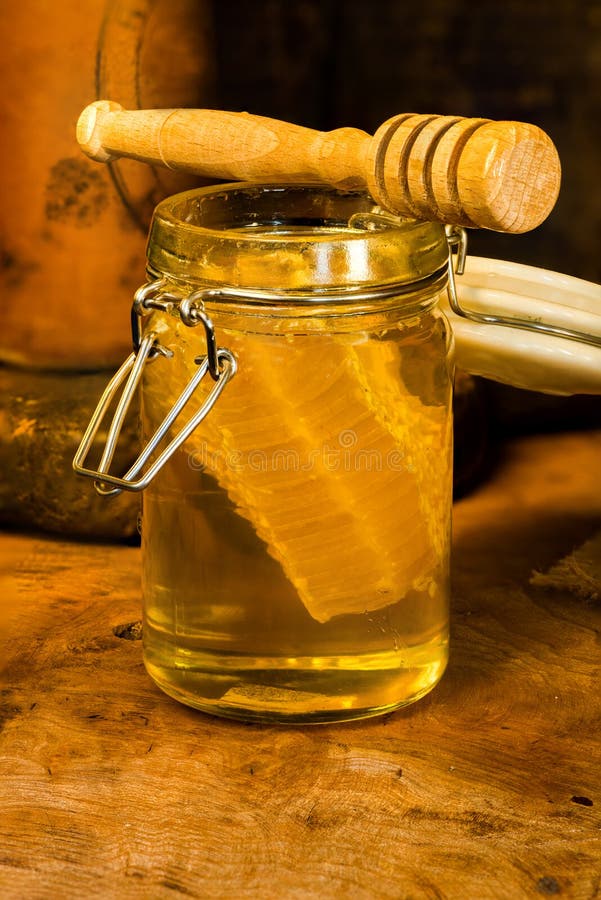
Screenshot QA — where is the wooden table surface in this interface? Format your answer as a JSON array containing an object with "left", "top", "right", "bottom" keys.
[{"left": 1, "top": 431, "right": 600, "bottom": 899}]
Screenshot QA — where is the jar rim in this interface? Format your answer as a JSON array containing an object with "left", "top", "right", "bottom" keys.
[{"left": 147, "top": 182, "right": 449, "bottom": 292}]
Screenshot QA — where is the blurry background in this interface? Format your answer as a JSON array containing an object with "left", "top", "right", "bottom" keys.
[
  {"left": 213, "top": 0, "right": 601, "bottom": 281},
  {"left": 1, "top": 0, "right": 600, "bottom": 536},
  {"left": 211, "top": 0, "right": 601, "bottom": 435}
]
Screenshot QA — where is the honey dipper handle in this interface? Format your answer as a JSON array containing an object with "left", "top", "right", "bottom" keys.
[
  {"left": 77, "top": 101, "right": 561, "bottom": 233},
  {"left": 77, "top": 100, "right": 370, "bottom": 190}
]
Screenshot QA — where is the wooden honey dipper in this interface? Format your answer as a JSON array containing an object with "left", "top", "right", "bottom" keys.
[{"left": 77, "top": 100, "right": 561, "bottom": 233}]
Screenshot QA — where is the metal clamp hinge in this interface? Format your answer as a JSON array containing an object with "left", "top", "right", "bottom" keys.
[
  {"left": 445, "top": 225, "right": 601, "bottom": 349},
  {"left": 73, "top": 284, "right": 237, "bottom": 495}
]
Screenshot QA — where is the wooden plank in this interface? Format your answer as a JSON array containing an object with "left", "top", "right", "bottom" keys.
[{"left": 1, "top": 432, "right": 600, "bottom": 898}]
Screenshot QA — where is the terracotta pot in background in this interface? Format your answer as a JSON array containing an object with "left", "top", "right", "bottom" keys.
[
  {"left": 0, "top": 0, "right": 215, "bottom": 369},
  {"left": 0, "top": 0, "right": 215, "bottom": 539}
]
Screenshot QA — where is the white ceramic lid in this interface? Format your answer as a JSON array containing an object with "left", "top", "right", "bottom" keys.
[{"left": 440, "top": 256, "right": 601, "bottom": 395}]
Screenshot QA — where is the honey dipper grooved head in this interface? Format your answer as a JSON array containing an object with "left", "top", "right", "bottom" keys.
[
  {"left": 455, "top": 121, "right": 561, "bottom": 233},
  {"left": 368, "top": 114, "right": 560, "bottom": 233}
]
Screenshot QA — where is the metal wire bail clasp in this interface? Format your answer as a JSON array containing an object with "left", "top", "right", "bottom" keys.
[
  {"left": 444, "top": 225, "right": 601, "bottom": 349},
  {"left": 73, "top": 282, "right": 237, "bottom": 496}
]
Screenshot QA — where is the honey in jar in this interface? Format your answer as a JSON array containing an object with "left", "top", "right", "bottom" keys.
[{"left": 78, "top": 183, "right": 454, "bottom": 723}]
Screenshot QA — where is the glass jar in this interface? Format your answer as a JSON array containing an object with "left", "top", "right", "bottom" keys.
[{"left": 81, "top": 183, "right": 454, "bottom": 724}]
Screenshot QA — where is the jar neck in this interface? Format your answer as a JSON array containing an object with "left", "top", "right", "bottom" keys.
[
  {"left": 147, "top": 184, "right": 450, "bottom": 298},
  {"left": 146, "top": 265, "right": 449, "bottom": 321}
]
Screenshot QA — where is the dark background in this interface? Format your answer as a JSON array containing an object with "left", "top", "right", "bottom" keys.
[
  {"left": 212, "top": 0, "right": 601, "bottom": 281},
  {"left": 210, "top": 0, "right": 601, "bottom": 433}
]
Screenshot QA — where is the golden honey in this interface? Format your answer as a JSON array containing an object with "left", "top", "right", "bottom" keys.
[{"left": 138, "top": 185, "right": 453, "bottom": 723}]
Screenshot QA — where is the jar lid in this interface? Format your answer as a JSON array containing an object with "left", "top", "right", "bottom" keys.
[
  {"left": 444, "top": 256, "right": 601, "bottom": 395},
  {"left": 146, "top": 183, "right": 448, "bottom": 294}
]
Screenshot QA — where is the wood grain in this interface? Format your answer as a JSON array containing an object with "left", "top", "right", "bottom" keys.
[
  {"left": 77, "top": 101, "right": 561, "bottom": 233},
  {"left": 1, "top": 432, "right": 600, "bottom": 899}
]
